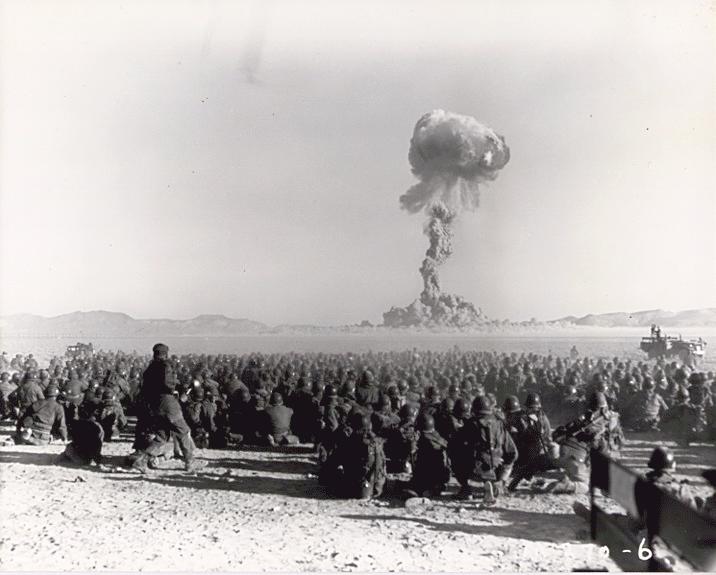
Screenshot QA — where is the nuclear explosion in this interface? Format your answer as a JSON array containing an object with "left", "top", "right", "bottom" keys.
[{"left": 383, "top": 109, "right": 510, "bottom": 328}]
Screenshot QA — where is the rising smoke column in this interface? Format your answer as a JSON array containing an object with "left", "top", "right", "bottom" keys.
[{"left": 383, "top": 110, "right": 510, "bottom": 328}]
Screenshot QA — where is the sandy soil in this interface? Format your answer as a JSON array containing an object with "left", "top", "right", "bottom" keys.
[{"left": 0, "top": 422, "right": 713, "bottom": 572}]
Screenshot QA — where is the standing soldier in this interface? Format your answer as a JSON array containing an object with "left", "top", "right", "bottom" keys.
[{"left": 132, "top": 343, "right": 198, "bottom": 473}]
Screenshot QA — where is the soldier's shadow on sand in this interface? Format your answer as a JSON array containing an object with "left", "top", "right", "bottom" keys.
[
  {"left": 215, "top": 457, "right": 316, "bottom": 475},
  {"left": 340, "top": 509, "right": 583, "bottom": 543},
  {"left": 0, "top": 449, "right": 128, "bottom": 469},
  {"left": 105, "top": 472, "right": 328, "bottom": 499}
]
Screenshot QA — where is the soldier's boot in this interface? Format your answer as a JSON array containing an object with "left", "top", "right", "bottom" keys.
[
  {"left": 547, "top": 476, "right": 577, "bottom": 494},
  {"left": 507, "top": 475, "right": 522, "bottom": 492},
  {"left": 184, "top": 458, "right": 205, "bottom": 473},
  {"left": 483, "top": 481, "right": 497, "bottom": 506},
  {"left": 455, "top": 484, "right": 474, "bottom": 500},
  {"left": 131, "top": 453, "right": 150, "bottom": 474}
]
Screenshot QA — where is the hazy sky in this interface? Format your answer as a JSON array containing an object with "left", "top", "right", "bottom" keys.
[{"left": 1, "top": 0, "right": 714, "bottom": 325}]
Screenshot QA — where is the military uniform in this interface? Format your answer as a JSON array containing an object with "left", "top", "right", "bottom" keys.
[
  {"left": 320, "top": 414, "right": 386, "bottom": 499},
  {"left": 449, "top": 410, "right": 518, "bottom": 499},
  {"left": 262, "top": 399, "right": 298, "bottom": 445},
  {"left": 17, "top": 396, "right": 68, "bottom": 445},
  {"left": 61, "top": 418, "right": 104, "bottom": 466},
  {"left": 507, "top": 409, "right": 555, "bottom": 490},
  {"left": 627, "top": 389, "right": 669, "bottom": 431},
  {"left": 645, "top": 469, "right": 696, "bottom": 507},
  {"left": 409, "top": 428, "right": 451, "bottom": 496}
]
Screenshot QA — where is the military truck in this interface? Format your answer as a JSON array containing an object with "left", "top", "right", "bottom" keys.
[
  {"left": 65, "top": 342, "right": 95, "bottom": 360},
  {"left": 640, "top": 325, "right": 706, "bottom": 366}
]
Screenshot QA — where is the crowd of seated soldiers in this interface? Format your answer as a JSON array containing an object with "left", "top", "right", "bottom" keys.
[{"left": 1, "top": 349, "right": 714, "bottom": 501}]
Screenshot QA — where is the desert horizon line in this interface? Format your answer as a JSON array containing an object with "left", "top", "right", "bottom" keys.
[{"left": 2, "top": 307, "right": 715, "bottom": 326}]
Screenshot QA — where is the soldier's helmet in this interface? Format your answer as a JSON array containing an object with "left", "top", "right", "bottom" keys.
[
  {"left": 673, "top": 368, "right": 687, "bottom": 383},
  {"left": 688, "top": 372, "right": 704, "bottom": 386},
  {"left": 398, "top": 403, "right": 418, "bottom": 422},
  {"left": 323, "top": 384, "right": 338, "bottom": 398},
  {"left": 152, "top": 343, "right": 169, "bottom": 358},
  {"left": 525, "top": 393, "right": 542, "bottom": 410},
  {"left": 191, "top": 386, "right": 205, "bottom": 400},
  {"left": 472, "top": 395, "right": 493, "bottom": 416},
  {"left": 587, "top": 391, "right": 608, "bottom": 411},
  {"left": 453, "top": 398, "right": 471, "bottom": 419},
  {"left": 416, "top": 412, "right": 435, "bottom": 432},
  {"left": 648, "top": 446, "right": 675, "bottom": 472},
  {"left": 44, "top": 384, "right": 60, "bottom": 398},
  {"left": 502, "top": 395, "right": 521, "bottom": 414}
]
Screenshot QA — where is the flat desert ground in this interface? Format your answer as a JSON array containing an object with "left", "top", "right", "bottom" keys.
[{"left": 1, "top": 420, "right": 714, "bottom": 572}]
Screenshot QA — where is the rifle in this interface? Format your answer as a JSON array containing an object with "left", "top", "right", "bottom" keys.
[{"left": 552, "top": 411, "right": 607, "bottom": 446}]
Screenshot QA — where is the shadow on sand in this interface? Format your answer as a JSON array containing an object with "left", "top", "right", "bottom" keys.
[
  {"left": 0, "top": 448, "right": 129, "bottom": 469},
  {"left": 105, "top": 471, "right": 328, "bottom": 499},
  {"left": 340, "top": 508, "right": 584, "bottom": 543}
]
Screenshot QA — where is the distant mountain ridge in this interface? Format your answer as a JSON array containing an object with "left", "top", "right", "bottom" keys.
[
  {"left": 0, "top": 307, "right": 714, "bottom": 336},
  {"left": 553, "top": 308, "right": 716, "bottom": 327},
  {"left": 0, "top": 311, "right": 268, "bottom": 336}
]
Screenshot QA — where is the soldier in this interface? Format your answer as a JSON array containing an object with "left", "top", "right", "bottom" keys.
[
  {"left": 548, "top": 392, "right": 621, "bottom": 494},
  {"left": 405, "top": 412, "right": 451, "bottom": 498},
  {"left": 60, "top": 404, "right": 105, "bottom": 467},
  {"left": 371, "top": 395, "right": 400, "bottom": 439},
  {"left": 15, "top": 385, "right": 68, "bottom": 445},
  {"left": 96, "top": 389, "right": 127, "bottom": 442},
  {"left": 644, "top": 447, "right": 696, "bottom": 508},
  {"left": 261, "top": 391, "right": 298, "bottom": 446},
  {"left": 0, "top": 371, "right": 17, "bottom": 420},
  {"left": 507, "top": 393, "right": 556, "bottom": 491},
  {"left": 355, "top": 370, "right": 382, "bottom": 410},
  {"left": 662, "top": 387, "right": 706, "bottom": 446},
  {"left": 440, "top": 398, "right": 471, "bottom": 442},
  {"left": 132, "top": 343, "right": 198, "bottom": 473},
  {"left": 61, "top": 375, "right": 86, "bottom": 423},
  {"left": 228, "top": 387, "right": 253, "bottom": 444},
  {"left": 319, "top": 411, "right": 386, "bottom": 499},
  {"left": 316, "top": 385, "right": 343, "bottom": 464},
  {"left": 449, "top": 395, "right": 518, "bottom": 504},
  {"left": 183, "top": 386, "right": 213, "bottom": 448},
  {"left": 14, "top": 372, "right": 45, "bottom": 420},
  {"left": 385, "top": 403, "right": 418, "bottom": 474},
  {"left": 288, "top": 377, "right": 319, "bottom": 443},
  {"left": 626, "top": 376, "right": 669, "bottom": 431}
]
